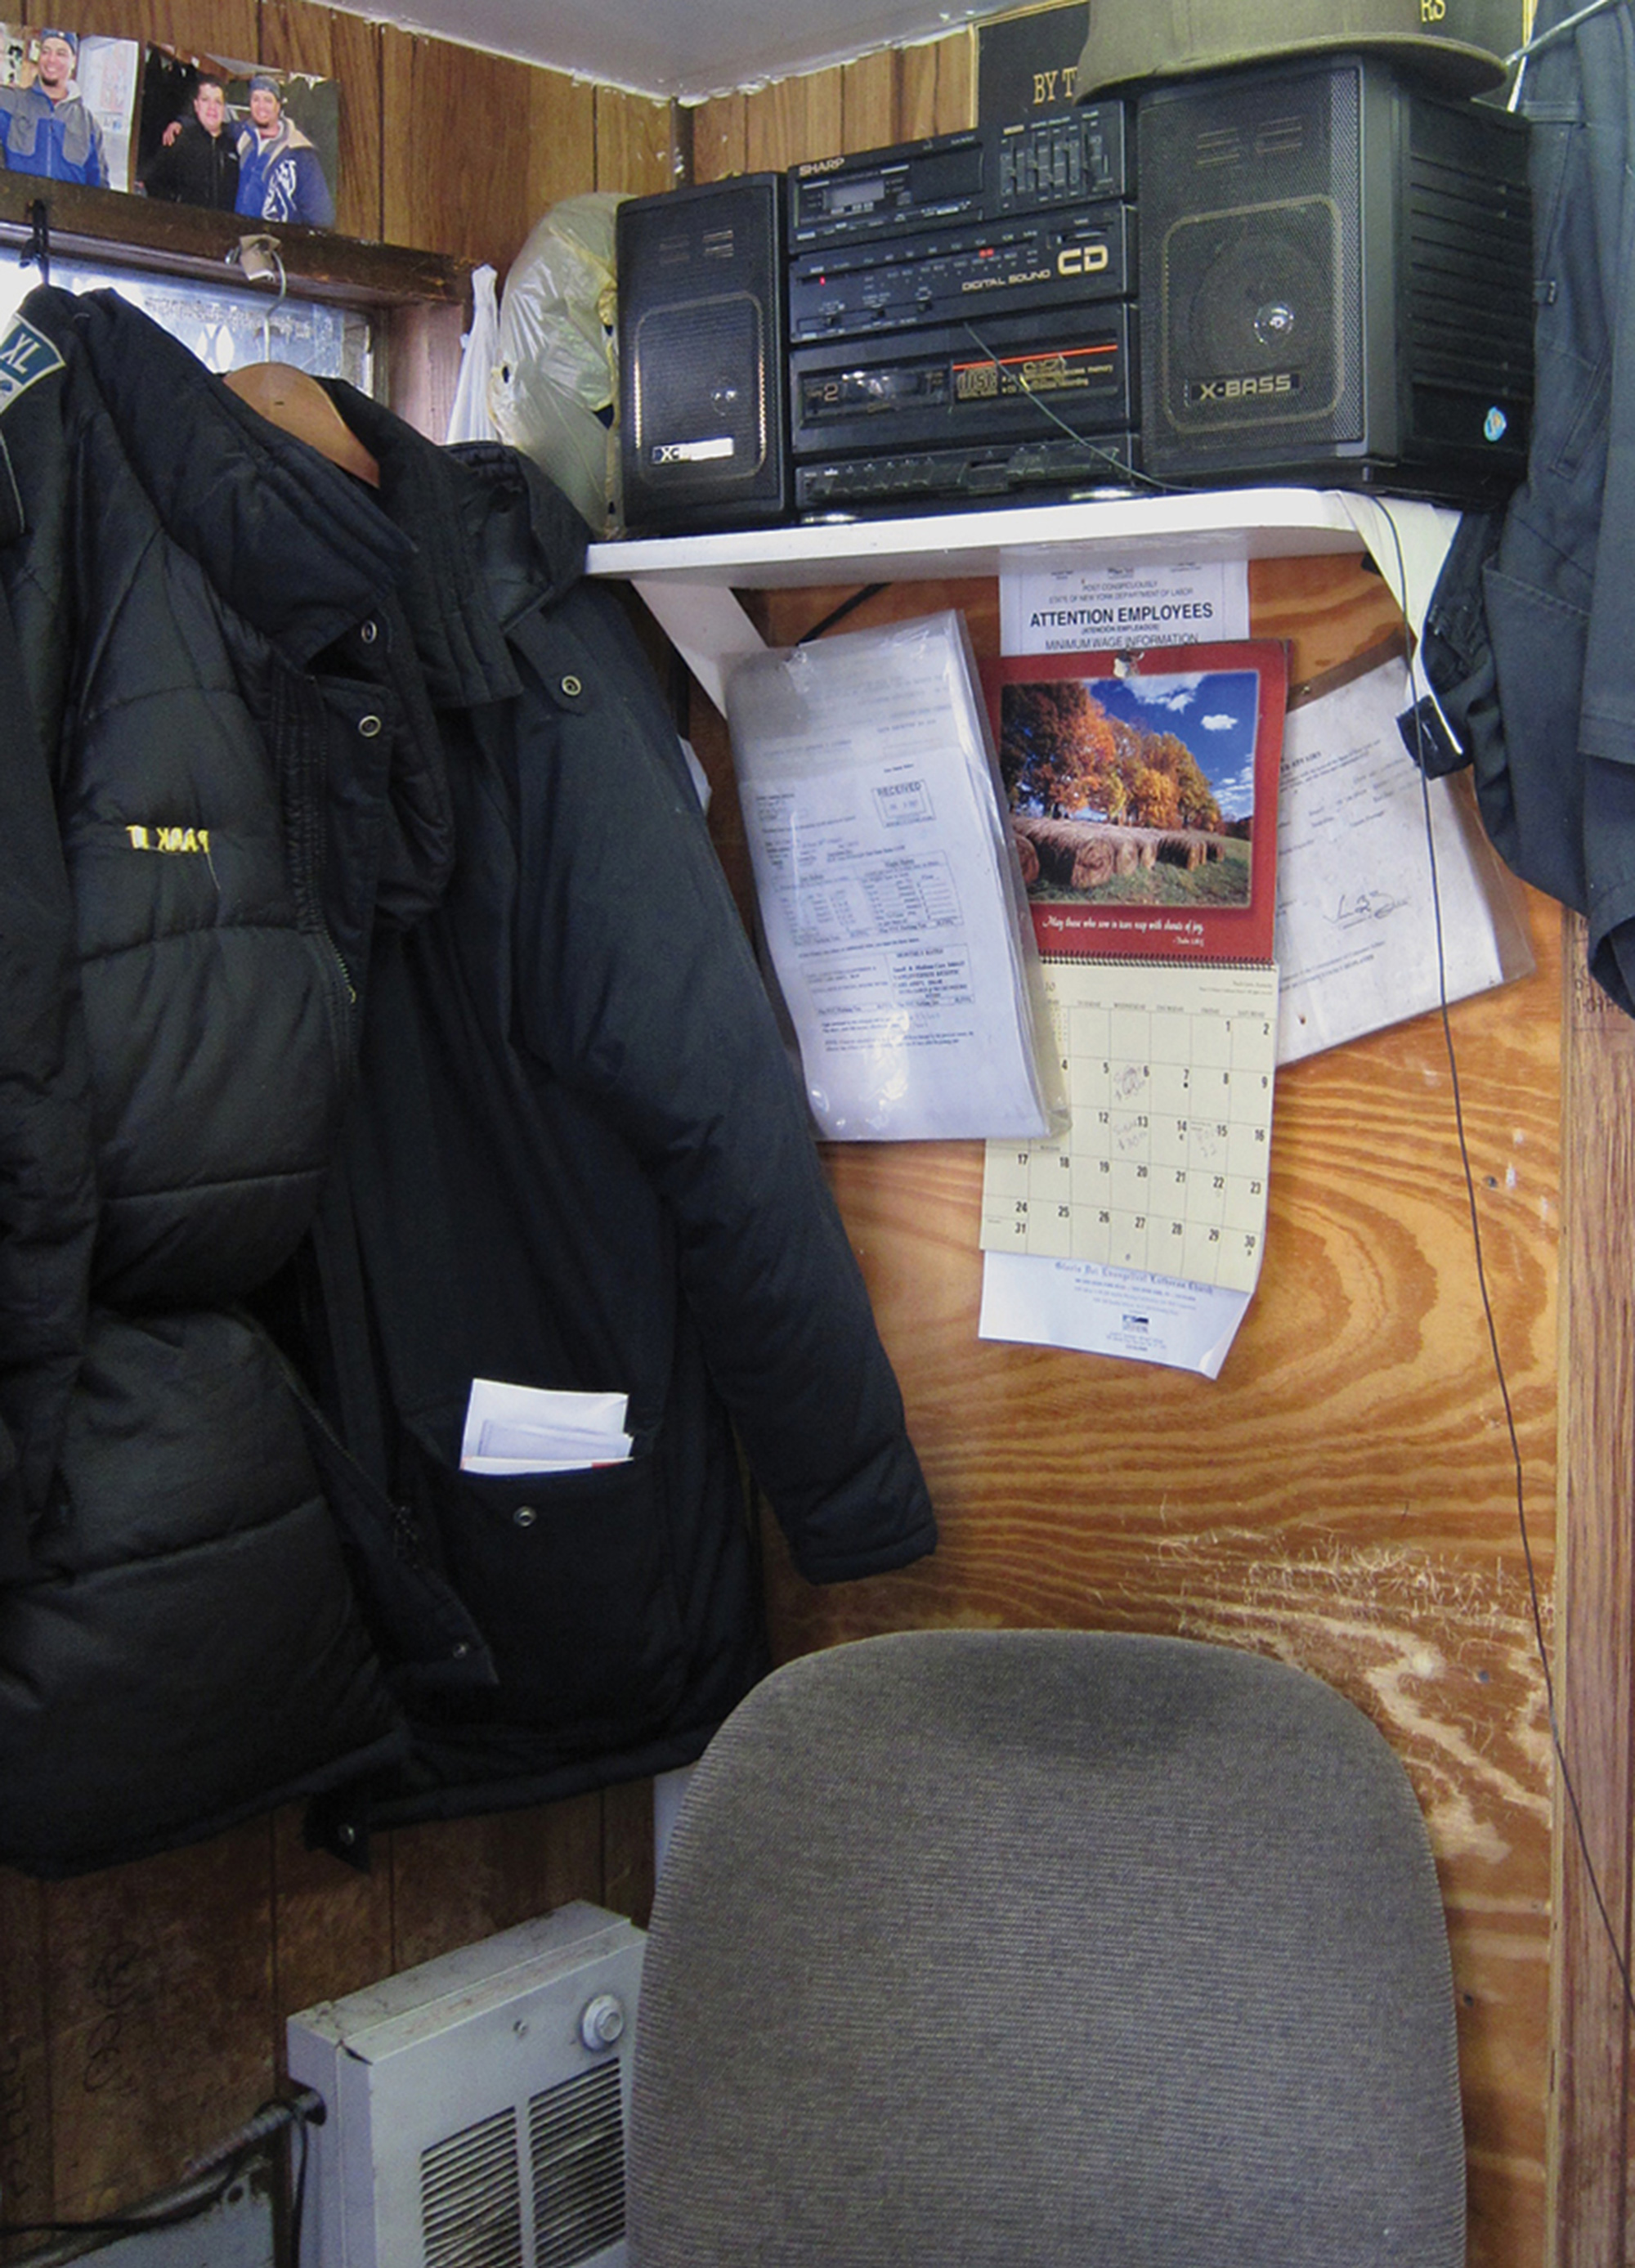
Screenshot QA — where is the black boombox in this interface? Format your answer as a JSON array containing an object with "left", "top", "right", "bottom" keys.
[{"left": 616, "top": 53, "right": 1533, "bottom": 535}]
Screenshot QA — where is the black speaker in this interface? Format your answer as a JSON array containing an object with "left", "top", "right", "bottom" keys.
[
  {"left": 616, "top": 174, "right": 790, "bottom": 536},
  {"left": 1136, "top": 56, "right": 1533, "bottom": 503}
]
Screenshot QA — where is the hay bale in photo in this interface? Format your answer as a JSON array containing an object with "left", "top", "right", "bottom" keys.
[
  {"left": 1153, "top": 830, "right": 1208, "bottom": 871},
  {"left": 1011, "top": 815, "right": 1117, "bottom": 890}
]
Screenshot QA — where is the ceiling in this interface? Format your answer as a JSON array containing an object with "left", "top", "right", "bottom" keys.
[{"left": 361, "top": 0, "right": 1033, "bottom": 101}]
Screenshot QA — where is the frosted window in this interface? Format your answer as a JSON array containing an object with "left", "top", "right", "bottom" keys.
[{"left": 0, "top": 252, "right": 371, "bottom": 384}]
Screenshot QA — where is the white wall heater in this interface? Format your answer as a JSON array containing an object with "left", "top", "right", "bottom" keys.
[{"left": 286, "top": 1902, "right": 645, "bottom": 2268}]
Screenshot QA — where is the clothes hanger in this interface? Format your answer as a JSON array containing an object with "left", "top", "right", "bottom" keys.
[
  {"left": 223, "top": 361, "right": 380, "bottom": 486},
  {"left": 222, "top": 235, "right": 380, "bottom": 486}
]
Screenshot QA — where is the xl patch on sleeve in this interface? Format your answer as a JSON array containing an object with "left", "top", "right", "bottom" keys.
[{"left": 0, "top": 315, "right": 65, "bottom": 415}]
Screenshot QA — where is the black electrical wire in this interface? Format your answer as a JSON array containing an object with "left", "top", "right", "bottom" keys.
[
  {"left": 797, "top": 580, "right": 888, "bottom": 642},
  {"left": 0, "top": 2086, "right": 326, "bottom": 2251},
  {"left": 1375, "top": 497, "right": 1635, "bottom": 2019}
]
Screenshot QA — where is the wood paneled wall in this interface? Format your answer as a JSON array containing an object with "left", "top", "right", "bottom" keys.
[{"left": 0, "top": 16, "right": 1589, "bottom": 2268}]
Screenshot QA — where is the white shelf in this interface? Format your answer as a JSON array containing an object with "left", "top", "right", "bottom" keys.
[
  {"left": 585, "top": 484, "right": 1452, "bottom": 717},
  {"left": 585, "top": 486, "right": 1367, "bottom": 592}
]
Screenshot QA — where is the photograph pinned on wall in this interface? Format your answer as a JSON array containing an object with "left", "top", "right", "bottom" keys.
[
  {"left": 0, "top": 25, "right": 140, "bottom": 191},
  {"left": 136, "top": 42, "right": 338, "bottom": 228},
  {"left": 981, "top": 642, "right": 1288, "bottom": 966}
]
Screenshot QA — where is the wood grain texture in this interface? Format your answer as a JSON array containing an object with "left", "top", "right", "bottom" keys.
[
  {"left": 384, "top": 298, "right": 466, "bottom": 442},
  {"left": 746, "top": 68, "right": 842, "bottom": 175},
  {"left": 841, "top": 49, "right": 898, "bottom": 153},
  {"left": 85, "top": 0, "right": 255, "bottom": 65},
  {"left": 601, "top": 1779, "right": 656, "bottom": 1929},
  {"left": 0, "top": 1874, "right": 49, "bottom": 2260},
  {"left": 258, "top": 1, "right": 384, "bottom": 244},
  {"left": 380, "top": 35, "right": 595, "bottom": 274},
  {"left": 925, "top": 26, "right": 976, "bottom": 135},
  {"left": 387, "top": 1809, "right": 559, "bottom": 1971},
  {"left": 543, "top": 1793, "right": 606, "bottom": 1912},
  {"left": 594, "top": 88, "right": 674, "bottom": 196},
  {"left": 690, "top": 94, "right": 747, "bottom": 186},
  {"left": 1551, "top": 918, "right": 1635, "bottom": 2268},
  {"left": 751, "top": 558, "right": 1560, "bottom": 2268},
  {"left": 269, "top": 1807, "right": 394, "bottom": 2051},
  {"left": 523, "top": 67, "right": 598, "bottom": 233},
  {"left": 689, "top": 31, "right": 973, "bottom": 186},
  {"left": 42, "top": 1825, "right": 275, "bottom": 2216},
  {"left": 379, "top": 21, "right": 415, "bottom": 252}
]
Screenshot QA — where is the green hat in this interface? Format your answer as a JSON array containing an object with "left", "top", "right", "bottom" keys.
[{"left": 1074, "top": 0, "right": 1515, "bottom": 100}]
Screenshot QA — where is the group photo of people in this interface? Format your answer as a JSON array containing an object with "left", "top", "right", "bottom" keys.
[
  {"left": 137, "top": 43, "right": 338, "bottom": 224},
  {"left": 0, "top": 25, "right": 338, "bottom": 222}
]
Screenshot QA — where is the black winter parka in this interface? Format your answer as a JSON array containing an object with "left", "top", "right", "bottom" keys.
[
  {"left": 0, "top": 288, "right": 455, "bottom": 1873},
  {"left": 0, "top": 289, "right": 936, "bottom": 1871},
  {"left": 295, "top": 393, "right": 938, "bottom": 1838}
]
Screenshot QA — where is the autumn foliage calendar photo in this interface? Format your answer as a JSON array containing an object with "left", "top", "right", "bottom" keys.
[{"left": 981, "top": 640, "right": 1288, "bottom": 966}]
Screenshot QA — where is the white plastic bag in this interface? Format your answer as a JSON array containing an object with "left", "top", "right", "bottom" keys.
[
  {"left": 489, "top": 192, "right": 625, "bottom": 535},
  {"left": 445, "top": 264, "right": 500, "bottom": 446}
]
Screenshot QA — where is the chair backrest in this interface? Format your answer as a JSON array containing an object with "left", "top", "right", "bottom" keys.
[{"left": 626, "top": 1629, "right": 1466, "bottom": 2268}]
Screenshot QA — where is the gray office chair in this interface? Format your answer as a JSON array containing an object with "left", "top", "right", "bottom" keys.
[{"left": 626, "top": 1629, "right": 1466, "bottom": 2268}]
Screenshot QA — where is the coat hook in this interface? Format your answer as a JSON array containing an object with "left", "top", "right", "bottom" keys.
[{"left": 20, "top": 199, "right": 49, "bottom": 287}]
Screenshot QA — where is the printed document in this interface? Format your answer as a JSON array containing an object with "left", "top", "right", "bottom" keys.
[
  {"left": 1274, "top": 648, "right": 1534, "bottom": 1064},
  {"left": 726, "top": 612, "right": 1056, "bottom": 1141}
]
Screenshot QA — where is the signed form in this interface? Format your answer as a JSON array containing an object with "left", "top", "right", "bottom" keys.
[{"left": 1274, "top": 648, "right": 1534, "bottom": 1065}]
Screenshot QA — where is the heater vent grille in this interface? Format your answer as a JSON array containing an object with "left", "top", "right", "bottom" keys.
[
  {"left": 530, "top": 2061, "right": 626, "bottom": 2268},
  {"left": 422, "top": 2105, "right": 524, "bottom": 2268}
]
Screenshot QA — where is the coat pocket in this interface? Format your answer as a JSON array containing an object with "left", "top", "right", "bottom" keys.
[{"left": 414, "top": 1449, "right": 687, "bottom": 1750}]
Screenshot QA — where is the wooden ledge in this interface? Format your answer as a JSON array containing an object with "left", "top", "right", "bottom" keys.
[{"left": 0, "top": 173, "right": 470, "bottom": 307}]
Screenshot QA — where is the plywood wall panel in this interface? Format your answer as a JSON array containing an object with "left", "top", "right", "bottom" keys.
[
  {"left": 690, "top": 94, "right": 747, "bottom": 185},
  {"left": 935, "top": 27, "right": 977, "bottom": 134},
  {"left": 522, "top": 68, "right": 598, "bottom": 244},
  {"left": 43, "top": 1827, "right": 275, "bottom": 2215},
  {"left": 269, "top": 1807, "right": 394, "bottom": 2047},
  {"left": 897, "top": 41, "right": 943, "bottom": 139},
  {"left": 379, "top": 20, "right": 415, "bottom": 249},
  {"left": 1551, "top": 929, "right": 1635, "bottom": 2268},
  {"left": 379, "top": 35, "right": 594, "bottom": 275},
  {"left": 0, "top": 1874, "right": 51, "bottom": 2261},
  {"left": 754, "top": 558, "right": 1559, "bottom": 2268},
  {"left": 87, "top": 0, "right": 257, "bottom": 65},
  {"left": 601, "top": 1779, "right": 656, "bottom": 1928},
  {"left": 542, "top": 1792, "right": 606, "bottom": 1912},
  {"left": 688, "top": 34, "right": 974, "bottom": 187},
  {"left": 595, "top": 87, "right": 673, "bottom": 196},
  {"left": 841, "top": 49, "right": 898, "bottom": 152},
  {"left": 387, "top": 1810, "right": 558, "bottom": 1972},
  {"left": 746, "top": 68, "right": 842, "bottom": 175}
]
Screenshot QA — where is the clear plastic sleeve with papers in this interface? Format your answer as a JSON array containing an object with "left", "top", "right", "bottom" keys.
[{"left": 725, "top": 610, "right": 1062, "bottom": 1141}]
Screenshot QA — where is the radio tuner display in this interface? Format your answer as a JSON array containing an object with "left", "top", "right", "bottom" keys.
[{"left": 788, "top": 110, "right": 1127, "bottom": 247}]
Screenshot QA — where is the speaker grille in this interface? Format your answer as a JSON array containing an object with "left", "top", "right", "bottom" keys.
[
  {"left": 1147, "top": 64, "right": 1362, "bottom": 449},
  {"left": 632, "top": 294, "right": 767, "bottom": 478}
]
